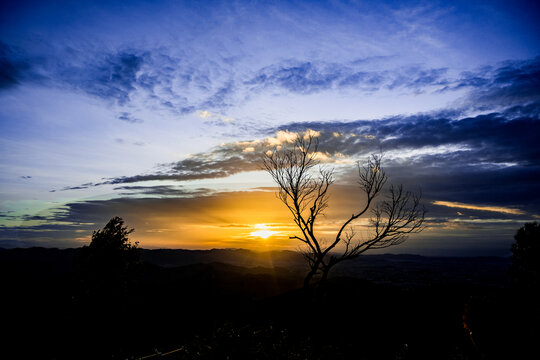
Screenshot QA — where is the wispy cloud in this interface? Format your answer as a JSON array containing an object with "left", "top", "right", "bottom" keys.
[
  {"left": 246, "top": 60, "right": 450, "bottom": 94},
  {"left": 447, "top": 57, "right": 540, "bottom": 110},
  {"left": 2, "top": 29, "right": 538, "bottom": 120},
  {"left": 432, "top": 201, "right": 525, "bottom": 215},
  {"left": 113, "top": 185, "right": 211, "bottom": 197},
  {"left": 0, "top": 41, "right": 35, "bottom": 90},
  {"left": 196, "top": 110, "right": 234, "bottom": 123},
  {"left": 246, "top": 61, "right": 344, "bottom": 94},
  {"left": 59, "top": 50, "right": 147, "bottom": 105},
  {"left": 117, "top": 112, "right": 143, "bottom": 124}
]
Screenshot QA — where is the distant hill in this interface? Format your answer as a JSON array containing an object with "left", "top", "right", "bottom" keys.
[
  {"left": 0, "top": 246, "right": 510, "bottom": 286},
  {"left": 139, "top": 247, "right": 306, "bottom": 269}
]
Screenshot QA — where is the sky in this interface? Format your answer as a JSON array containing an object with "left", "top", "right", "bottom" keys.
[{"left": 1, "top": 0, "right": 539, "bottom": 256}]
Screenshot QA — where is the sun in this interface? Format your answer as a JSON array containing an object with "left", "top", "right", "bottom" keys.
[{"left": 250, "top": 224, "right": 277, "bottom": 239}]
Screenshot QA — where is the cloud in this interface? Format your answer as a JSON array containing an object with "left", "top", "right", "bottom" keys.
[
  {"left": 383, "top": 144, "right": 473, "bottom": 160},
  {"left": 58, "top": 100, "right": 540, "bottom": 216},
  {"left": 432, "top": 201, "right": 525, "bottom": 215},
  {"left": 196, "top": 110, "right": 234, "bottom": 123},
  {"left": 117, "top": 112, "right": 143, "bottom": 123},
  {"left": 247, "top": 61, "right": 343, "bottom": 94},
  {"left": 247, "top": 60, "right": 450, "bottom": 94},
  {"left": 53, "top": 129, "right": 345, "bottom": 190},
  {"left": 242, "top": 56, "right": 540, "bottom": 107},
  {"left": 338, "top": 71, "right": 385, "bottom": 89},
  {"left": 59, "top": 47, "right": 239, "bottom": 113},
  {"left": 112, "top": 185, "right": 211, "bottom": 197},
  {"left": 278, "top": 104, "right": 540, "bottom": 169},
  {"left": 196, "top": 110, "right": 212, "bottom": 118},
  {"left": 4, "top": 30, "right": 537, "bottom": 120},
  {"left": 64, "top": 51, "right": 146, "bottom": 105},
  {"left": 104, "top": 153, "right": 262, "bottom": 185},
  {"left": 448, "top": 57, "right": 540, "bottom": 110},
  {"left": 242, "top": 56, "right": 537, "bottom": 107},
  {"left": 0, "top": 41, "right": 32, "bottom": 89},
  {"left": 50, "top": 182, "right": 94, "bottom": 192},
  {"left": 0, "top": 42, "right": 226, "bottom": 112},
  {"left": 265, "top": 130, "right": 299, "bottom": 146},
  {"left": 201, "top": 81, "right": 235, "bottom": 109}
]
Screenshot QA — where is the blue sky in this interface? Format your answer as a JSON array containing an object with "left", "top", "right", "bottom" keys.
[{"left": 1, "top": 0, "right": 539, "bottom": 255}]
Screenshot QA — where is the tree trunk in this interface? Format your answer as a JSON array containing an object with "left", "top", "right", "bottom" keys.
[
  {"left": 304, "top": 256, "right": 324, "bottom": 288},
  {"left": 320, "top": 266, "right": 331, "bottom": 285},
  {"left": 304, "top": 269, "right": 316, "bottom": 288}
]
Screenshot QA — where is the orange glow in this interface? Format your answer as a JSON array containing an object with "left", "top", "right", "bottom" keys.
[
  {"left": 115, "top": 190, "right": 296, "bottom": 250},
  {"left": 432, "top": 200, "right": 524, "bottom": 215},
  {"left": 250, "top": 224, "right": 278, "bottom": 239},
  {"left": 102, "top": 185, "right": 392, "bottom": 250}
]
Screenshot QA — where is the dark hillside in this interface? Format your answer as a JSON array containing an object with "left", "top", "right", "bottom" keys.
[{"left": 0, "top": 247, "right": 534, "bottom": 359}]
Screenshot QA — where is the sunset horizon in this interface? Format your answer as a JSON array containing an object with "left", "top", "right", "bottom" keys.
[{"left": 1, "top": 0, "right": 539, "bottom": 257}]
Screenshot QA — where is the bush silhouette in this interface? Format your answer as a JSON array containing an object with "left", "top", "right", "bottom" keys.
[
  {"left": 80, "top": 216, "right": 139, "bottom": 272},
  {"left": 77, "top": 216, "right": 139, "bottom": 299},
  {"left": 509, "top": 221, "right": 540, "bottom": 290}
]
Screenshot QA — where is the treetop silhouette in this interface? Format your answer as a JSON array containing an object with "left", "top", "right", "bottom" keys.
[
  {"left": 80, "top": 216, "right": 139, "bottom": 273},
  {"left": 510, "top": 221, "right": 540, "bottom": 290}
]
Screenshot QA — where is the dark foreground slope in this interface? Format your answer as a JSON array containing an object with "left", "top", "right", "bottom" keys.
[{"left": 0, "top": 247, "right": 536, "bottom": 359}]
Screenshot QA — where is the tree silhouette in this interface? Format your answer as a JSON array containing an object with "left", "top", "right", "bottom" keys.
[
  {"left": 264, "top": 133, "right": 425, "bottom": 287},
  {"left": 509, "top": 221, "right": 540, "bottom": 290},
  {"left": 80, "top": 216, "right": 139, "bottom": 271},
  {"left": 74, "top": 218, "right": 140, "bottom": 356}
]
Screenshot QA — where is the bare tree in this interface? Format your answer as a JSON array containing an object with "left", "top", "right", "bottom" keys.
[{"left": 263, "top": 133, "right": 425, "bottom": 288}]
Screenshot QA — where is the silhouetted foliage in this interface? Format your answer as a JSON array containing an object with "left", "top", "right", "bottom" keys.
[
  {"left": 76, "top": 216, "right": 140, "bottom": 307},
  {"left": 456, "top": 222, "right": 540, "bottom": 359},
  {"left": 264, "top": 133, "right": 425, "bottom": 287},
  {"left": 79, "top": 216, "right": 139, "bottom": 273},
  {"left": 509, "top": 221, "right": 540, "bottom": 290}
]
